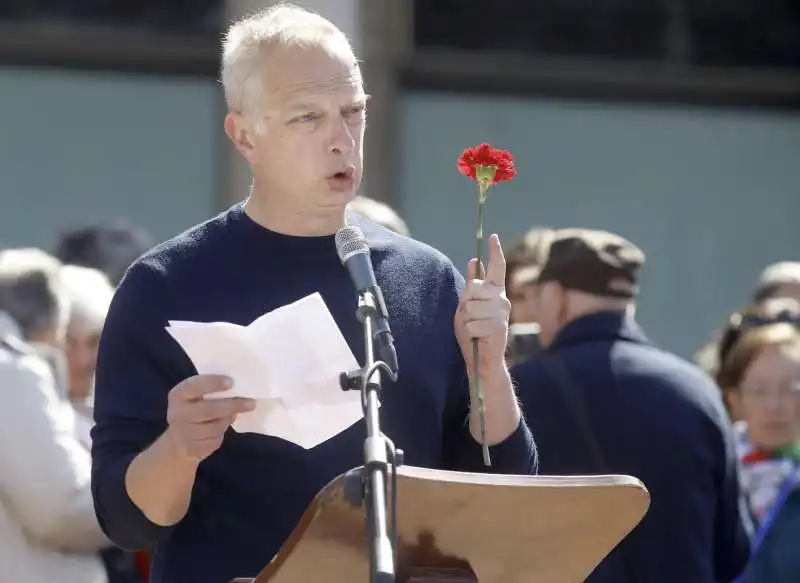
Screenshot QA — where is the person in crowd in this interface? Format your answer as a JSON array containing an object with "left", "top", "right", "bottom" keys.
[
  {"left": 512, "top": 228, "right": 752, "bottom": 583},
  {"left": 696, "top": 297, "right": 800, "bottom": 384},
  {"left": 55, "top": 221, "right": 153, "bottom": 286},
  {"left": 60, "top": 264, "right": 147, "bottom": 582},
  {"left": 347, "top": 194, "right": 410, "bottom": 236},
  {"left": 505, "top": 226, "right": 554, "bottom": 326},
  {"left": 59, "top": 265, "right": 115, "bottom": 444},
  {"left": 696, "top": 261, "right": 800, "bottom": 376},
  {"left": 504, "top": 226, "right": 554, "bottom": 365},
  {"left": 90, "top": 5, "right": 536, "bottom": 583},
  {"left": 716, "top": 322, "right": 800, "bottom": 582},
  {"left": 718, "top": 321, "right": 800, "bottom": 522},
  {"left": 0, "top": 248, "right": 109, "bottom": 583},
  {"left": 752, "top": 261, "right": 800, "bottom": 304},
  {"left": 716, "top": 298, "right": 800, "bottom": 382}
]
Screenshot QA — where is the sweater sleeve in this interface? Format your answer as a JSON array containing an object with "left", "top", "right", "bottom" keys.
[
  {"left": 90, "top": 261, "right": 184, "bottom": 551},
  {"left": 0, "top": 353, "right": 109, "bottom": 552},
  {"left": 438, "top": 262, "right": 538, "bottom": 475}
]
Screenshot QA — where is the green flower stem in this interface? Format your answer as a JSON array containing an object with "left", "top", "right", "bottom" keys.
[{"left": 474, "top": 186, "right": 491, "bottom": 466}]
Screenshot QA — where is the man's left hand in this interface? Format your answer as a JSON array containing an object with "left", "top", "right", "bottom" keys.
[
  {"left": 455, "top": 234, "right": 521, "bottom": 445},
  {"left": 454, "top": 233, "right": 511, "bottom": 380}
]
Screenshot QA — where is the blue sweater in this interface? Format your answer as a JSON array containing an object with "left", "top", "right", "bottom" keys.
[{"left": 91, "top": 203, "right": 537, "bottom": 583}]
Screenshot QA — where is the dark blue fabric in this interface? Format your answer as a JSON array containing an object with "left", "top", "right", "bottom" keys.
[
  {"left": 748, "top": 469, "right": 797, "bottom": 557},
  {"left": 738, "top": 471, "right": 800, "bottom": 583},
  {"left": 90, "top": 203, "right": 536, "bottom": 583},
  {"left": 512, "top": 311, "right": 752, "bottom": 583},
  {"left": 99, "top": 547, "right": 142, "bottom": 583}
]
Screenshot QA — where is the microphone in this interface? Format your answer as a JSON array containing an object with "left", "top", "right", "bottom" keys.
[{"left": 335, "top": 226, "right": 399, "bottom": 375}]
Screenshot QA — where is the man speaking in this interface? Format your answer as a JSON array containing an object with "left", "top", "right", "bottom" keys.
[{"left": 90, "top": 4, "right": 536, "bottom": 583}]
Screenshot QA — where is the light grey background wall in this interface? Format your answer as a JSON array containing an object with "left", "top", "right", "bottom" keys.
[
  {"left": 1, "top": 66, "right": 797, "bottom": 359},
  {"left": 0, "top": 66, "right": 222, "bottom": 251},
  {"left": 397, "top": 91, "right": 800, "bottom": 358}
]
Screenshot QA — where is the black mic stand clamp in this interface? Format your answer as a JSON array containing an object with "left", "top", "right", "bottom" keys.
[{"left": 339, "top": 291, "right": 404, "bottom": 583}]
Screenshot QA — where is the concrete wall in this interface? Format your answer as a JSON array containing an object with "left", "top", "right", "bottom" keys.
[
  {"left": 0, "top": 66, "right": 220, "bottom": 250},
  {"left": 396, "top": 91, "right": 800, "bottom": 357}
]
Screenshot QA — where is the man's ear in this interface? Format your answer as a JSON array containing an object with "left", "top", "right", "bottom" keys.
[{"left": 224, "top": 111, "right": 258, "bottom": 165}]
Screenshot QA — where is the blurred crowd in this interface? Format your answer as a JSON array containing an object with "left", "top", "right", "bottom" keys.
[
  {"left": 0, "top": 222, "right": 154, "bottom": 582},
  {"left": 1, "top": 194, "right": 797, "bottom": 582}
]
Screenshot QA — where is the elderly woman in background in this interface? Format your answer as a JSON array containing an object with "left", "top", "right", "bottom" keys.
[
  {"left": 60, "top": 265, "right": 114, "bottom": 447},
  {"left": 717, "top": 321, "right": 800, "bottom": 520},
  {"left": 60, "top": 265, "right": 147, "bottom": 582},
  {"left": 717, "top": 321, "right": 800, "bottom": 581},
  {"left": 0, "top": 248, "right": 108, "bottom": 583}
]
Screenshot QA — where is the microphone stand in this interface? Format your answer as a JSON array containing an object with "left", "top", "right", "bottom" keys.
[{"left": 340, "top": 291, "right": 403, "bottom": 583}]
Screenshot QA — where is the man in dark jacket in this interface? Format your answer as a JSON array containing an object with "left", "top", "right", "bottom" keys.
[{"left": 512, "top": 228, "right": 753, "bottom": 583}]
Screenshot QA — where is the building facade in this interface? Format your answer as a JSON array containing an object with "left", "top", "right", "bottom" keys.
[{"left": 0, "top": 0, "right": 798, "bottom": 356}]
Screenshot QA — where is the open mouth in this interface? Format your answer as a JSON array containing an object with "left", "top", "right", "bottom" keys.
[
  {"left": 327, "top": 167, "right": 355, "bottom": 191},
  {"left": 330, "top": 168, "right": 354, "bottom": 180}
]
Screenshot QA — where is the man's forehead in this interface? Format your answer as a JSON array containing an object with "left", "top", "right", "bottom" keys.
[
  {"left": 260, "top": 71, "right": 364, "bottom": 115},
  {"left": 265, "top": 44, "right": 362, "bottom": 92},
  {"left": 280, "top": 70, "right": 364, "bottom": 98},
  {"left": 259, "top": 79, "right": 364, "bottom": 119}
]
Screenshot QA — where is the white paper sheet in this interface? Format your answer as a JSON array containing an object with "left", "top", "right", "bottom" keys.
[{"left": 165, "top": 293, "right": 364, "bottom": 449}]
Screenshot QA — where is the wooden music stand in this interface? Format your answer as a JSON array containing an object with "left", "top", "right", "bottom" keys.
[{"left": 232, "top": 465, "right": 649, "bottom": 583}]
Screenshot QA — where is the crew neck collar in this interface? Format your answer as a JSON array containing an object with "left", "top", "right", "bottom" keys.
[{"left": 228, "top": 202, "right": 342, "bottom": 253}]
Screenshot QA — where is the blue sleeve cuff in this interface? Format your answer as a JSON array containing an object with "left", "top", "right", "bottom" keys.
[
  {"left": 488, "top": 418, "right": 538, "bottom": 474},
  {"left": 92, "top": 454, "right": 175, "bottom": 551},
  {"left": 455, "top": 418, "right": 538, "bottom": 475}
]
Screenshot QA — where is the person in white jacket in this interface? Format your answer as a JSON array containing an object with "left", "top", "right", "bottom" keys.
[{"left": 0, "top": 248, "right": 109, "bottom": 583}]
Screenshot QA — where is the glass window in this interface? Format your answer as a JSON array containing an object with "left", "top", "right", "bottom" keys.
[
  {"left": 413, "top": 0, "right": 800, "bottom": 69},
  {"left": 0, "top": 1, "right": 224, "bottom": 35}
]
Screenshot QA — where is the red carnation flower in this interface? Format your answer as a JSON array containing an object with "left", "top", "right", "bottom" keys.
[
  {"left": 455, "top": 142, "right": 517, "bottom": 467},
  {"left": 457, "top": 143, "right": 517, "bottom": 187}
]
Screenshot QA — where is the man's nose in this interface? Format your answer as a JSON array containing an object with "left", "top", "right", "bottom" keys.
[{"left": 329, "top": 117, "right": 355, "bottom": 155}]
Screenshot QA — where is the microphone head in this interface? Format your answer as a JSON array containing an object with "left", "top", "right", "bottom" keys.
[{"left": 335, "top": 226, "right": 369, "bottom": 264}]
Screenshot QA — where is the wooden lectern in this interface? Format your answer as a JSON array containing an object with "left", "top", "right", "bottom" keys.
[{"left": 232, "top": 465, "right": 649, "bottom": 583}]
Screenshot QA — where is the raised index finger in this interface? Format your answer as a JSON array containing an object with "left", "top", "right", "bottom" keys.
[
  {"left": 484, "top": 233, "right": 506, "bottom": 288},
  {"left": 173, "top": 374, "right": 233, "bottom": 401}
]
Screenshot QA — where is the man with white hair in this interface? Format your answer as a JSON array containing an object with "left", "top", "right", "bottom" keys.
[{"left": 90, "top": 4, "right": 536, "bottom": 583}]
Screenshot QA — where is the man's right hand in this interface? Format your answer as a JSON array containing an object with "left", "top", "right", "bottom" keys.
[{"left": 165, "top": 375, "right": 256, "bottom": 462}]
